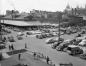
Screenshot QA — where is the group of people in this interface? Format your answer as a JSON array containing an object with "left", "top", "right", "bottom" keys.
[
  {"left": 9, "top": 44, "right": 14, "bottom": 50},
  {"left": 33, "top": 52, "right": 55, "bottom": 66}
]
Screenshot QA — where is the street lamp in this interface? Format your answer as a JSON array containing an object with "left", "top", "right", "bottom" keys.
[
  {"left": 57, "top": 12, "right": 62, "bottom": 44},
  {"left": 0, "top": 16, "right": 2, "bottom": 42}
]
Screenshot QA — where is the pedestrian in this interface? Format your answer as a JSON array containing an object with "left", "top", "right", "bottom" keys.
[
  {"left": 18, "top": 53, "right": 21, "bottom": 60},
  {"left": 25, "top": 43, "right": 27, "bottom": 48},
  {"left": 11, "top": 44, "right": 14, "bottom": 50},
  {"left": 46, "top": 56, "right": 50, "bottom": 64},
  {"left": 9, "top": 45, "right": 11, "bottom": 50},
  {"left": 33, "top": 52, "right": 36, "bottom": 59}
]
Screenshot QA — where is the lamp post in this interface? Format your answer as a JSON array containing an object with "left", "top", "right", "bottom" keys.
[
  {"left": 12, "top": 10, "right": 14, "bottom": 20},
  {"left": 57, "top": 12, "right": 62, "bottom": 44},
  {"left": 0, "top": 16, "right": 2, "bottom": 42}
]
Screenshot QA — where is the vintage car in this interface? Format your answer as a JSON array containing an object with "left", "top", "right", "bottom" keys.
[
  {"left": 17, "top": 36, "right": 23, "bottom": 40},
  {"left": 71, "top": 29, "right": 77, "bottom": 33},
  {"left": 45, "top": 33, "right": 54, "bottom": 37},
  {"left": 26, "top": 32, "right": 33, "bottom": 35},
  {"left": 0, "top": 41, "right": 6, "bottom": 49},
  {"left": 67, "top": 45, "right": 83, "bottom": 55},
  {"left": 80, "top": 53, "right": 86, "bottom": 59},
  {"left": 65, "top": 30, "right": 71, "bottom": 35},
  {"left": 80, "top": 31, "right": 86, "bottom": 34},
  {"left": 46, "top": 37, "right": 64, "bottom": 44},
  {"left": 76, "top": 33, "right": 82, "bottom": 37},
  {"left": 36, "top": 34, "right": 46, "bottom": 39},
  {"left": 17, "top": 32, "right": 24, "bottom": 36},
  {"left": 78, "top": 39, "right": 86, "bottom": 47},
  {"left": 46, "top": 38, "right": 56, "bottom": 44},
  {"left": 41, "top": 29, "right": 50, "bottom": 33},
  {"left": 8, "top": 36, "right": 15, "bottom": 42},
  {"left": 51, "top": 43, "right": 60, "bottom": 49},
  {"left": 56, "top": 43, "right": 69, "bottom": 51}
]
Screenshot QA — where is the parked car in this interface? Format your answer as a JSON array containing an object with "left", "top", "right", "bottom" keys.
[
  {"left": 17, "top": 32, "right": 24, "bottom": 36},
  {"left": 0, "top": 41, "right": 6, "bottom": 49},
  {"left": 66, "top": 30, "right": 71, "bottom": 35},
  {"left": 45, "top": 33, "right": 54, "bottom": 37},
  {"left": 17, "top": 36, "right": 23, "bottom": 40},
  {"left": 78, "top": 39, "right": 86, "bottom": 46},
  {"left": 71, "top": 30, "right": 77, "bottom": 33},
  {"left": 36, "top": 34, "right": 45, "bottom": 39},
  {"left": 46, "top": 37, "right": 64, "bottom": 44},
  {"left": 13, "top": 29, "right": 20, "bottom": 32},
  {"left": 46, "top": 38, "right": 56, "bottom": 44},
  {"left": 56, "top": 43, "right": 69, "bottom": 51},
  {"left": 26, "top": 32, "right": 33, "bottom": 35},
  {"left": 51, "top": 43, "right": 60, "bottom": 49},
  {"left": 76, "top": 33, "right": 82, "bottom": 37},
  {"left": 0, "top": 44, "right": 6, "bottom": 49},
  {"left": 80, "top": 31, "right": 86, "bottom": 34},
  {"left": 80, "top": 53, "right": 86, "bottom": 59},
  {"left": 67, "top": 45, "right": 83, "bottom": 55},
  {"left": 8, "top": 36, "right": 15, "bottom": 42}
]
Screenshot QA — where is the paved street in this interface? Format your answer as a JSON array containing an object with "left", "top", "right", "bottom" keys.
[
  {"left": 1, "top": 29, "right": 86, "bottom": 66},
  {"left": 0, "top": 52, "right": 52, "bottom": 66}
]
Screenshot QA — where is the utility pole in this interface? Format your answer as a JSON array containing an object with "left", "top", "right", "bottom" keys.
[
  {"left": 12, "top": 10, "right": 14, "bottom": 20},
  {"left": 0, "top": 16, "right": 2, "bottom": 42},
  {"left": 57, "top": 12, "right": 62, "bottom": 44}
]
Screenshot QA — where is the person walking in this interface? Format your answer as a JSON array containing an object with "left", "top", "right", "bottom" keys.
[
  {"left": 18, "top": 53, "right": 21, "bottom": 60},
  {"left": 11, "top": 44, "right": 14, "bottom": 50},
  {"left": 33, "top": 52, "right": 36, "bottom": 59},
  {"left": 25, "top": 43, "right": 27, "bottom": 48},
  {"left": 9, "top": 45, "right": 11, "bottom": 50},
  {"left": 46, "top": 56, "right": 50, "bottom": 64}
]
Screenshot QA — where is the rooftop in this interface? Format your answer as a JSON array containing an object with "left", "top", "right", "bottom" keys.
[{"left": 1, "top": 20, "right": 58, "bottom": 26}]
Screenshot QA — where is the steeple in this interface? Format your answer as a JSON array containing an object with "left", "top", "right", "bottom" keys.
[{"left": 66, "top": 4, "right": 71, "bottom": 10}]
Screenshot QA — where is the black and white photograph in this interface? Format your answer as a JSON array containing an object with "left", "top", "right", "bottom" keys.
[{"left": 0, "top": 0, "right": 86, "bottom": 66}]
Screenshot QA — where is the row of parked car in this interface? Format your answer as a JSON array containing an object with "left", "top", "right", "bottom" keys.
[
  {"left": 0, "top": 41, "right": 6, "bottom": 49},
  {"left": 36, "top": 33, "right": 57, "bottom": 39},
  {"left": 60, "top": 26, "right": 86, "bottom": 35},
  {"left": 2, "top": 29, "right": 11, "bottom": 35},
  {"left": 45, "top": 35, "right": 86, "bottom": 59},
  {"left": 57, "top": 26, "right": 86, "bottom": 59}
]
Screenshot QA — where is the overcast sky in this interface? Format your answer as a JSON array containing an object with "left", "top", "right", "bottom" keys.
[{"left": 1, "top": 0, "right": 86, "bottom": 14}]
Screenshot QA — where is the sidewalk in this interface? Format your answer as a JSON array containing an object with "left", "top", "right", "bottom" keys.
[{"left": 0, "top": 51, "right": 53, "bottom": 66}]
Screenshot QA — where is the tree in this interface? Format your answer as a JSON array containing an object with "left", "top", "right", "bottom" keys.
[{"left": 24, "top": 15, "right": 34, "bottom": 21}]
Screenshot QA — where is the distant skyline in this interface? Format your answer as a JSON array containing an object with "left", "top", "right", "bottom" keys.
[{"left": 1, "top": 0, "right": 86, "bottom": 14}]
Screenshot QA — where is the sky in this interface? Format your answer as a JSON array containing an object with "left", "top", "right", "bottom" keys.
[{"left": 1, "top": 0, "right": 86, "bottom": 14}]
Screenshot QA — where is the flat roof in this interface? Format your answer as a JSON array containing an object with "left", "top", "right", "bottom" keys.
[
  {"left": 1, "top": 20, "right": 58, "bottom": 26},
  {"left": 1, "top": 20, "right": 42, "bottom": 26},
  {"left": 68, "top": 45, "right": 78, "bottom": 48}
]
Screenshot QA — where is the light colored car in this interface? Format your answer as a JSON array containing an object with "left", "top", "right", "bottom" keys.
[
  {"left": 17, "top": 32, "right": 24, "bottom": 36},
  {"left": 46, "top": 38, "right": 55, "bottom": 44},
  {"left": 46, "top": 37, "right": 64, "bottom": 44},
  {"left": 79, "top": 39, "right": 86, "bottom": 46}
]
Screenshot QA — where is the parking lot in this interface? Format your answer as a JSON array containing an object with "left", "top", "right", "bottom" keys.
[{"left": 1, "top": 27, "right": 86, "bottom": 66}]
